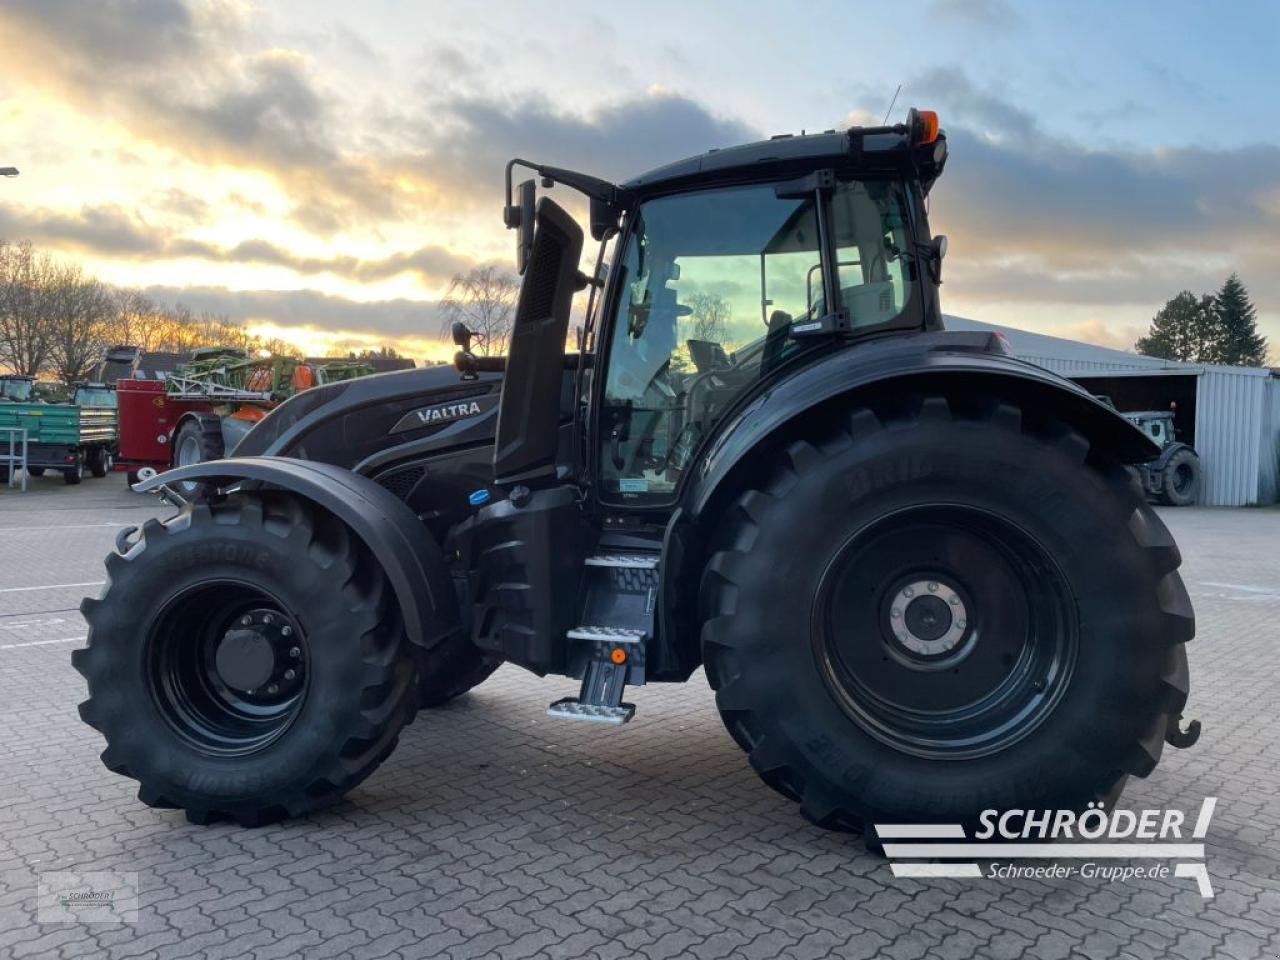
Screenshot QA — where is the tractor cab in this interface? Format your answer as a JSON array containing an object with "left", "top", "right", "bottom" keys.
[
  {"left": 490, "top": 108, "right": 948, "bottom": 500},
  {"left": 0, "top": 375, "right": 35, "bottom": 403},
  {"left": 458, "top": 109, "right": 953, "bottom": 719}
]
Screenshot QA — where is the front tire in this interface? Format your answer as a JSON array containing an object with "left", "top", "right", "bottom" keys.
[
  {"left": 173, "top": 418, "right": 224, "bottom": 497},
  {"left": 74, "top": 493, "right": 418, "bottom": 826},
  {"left": 700, "top": 393, "right": 1194, "bottom": 834}
]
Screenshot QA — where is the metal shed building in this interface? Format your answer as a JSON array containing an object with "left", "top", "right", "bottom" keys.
[{"left": 945, "top": 315, "right": 1280, "bottom": 506}]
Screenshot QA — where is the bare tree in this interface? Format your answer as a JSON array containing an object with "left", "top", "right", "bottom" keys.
[
  {"left": 0, "top": 238, "right": 310, "bottom": 377},
  {"left": 0, "top": 240, "right": 55, "bottom": 375},
  {"left": 438, "top": 265, "right": 520, "bottom": 356},
  {"left": 683, "top": 292, "right": 731, "bottom": 344},
  {"left": 46, "top": 261, "right": 114, "bottom": 384},
  {"left": 105, "top": 288, "right": 172, "bottom": 352}
]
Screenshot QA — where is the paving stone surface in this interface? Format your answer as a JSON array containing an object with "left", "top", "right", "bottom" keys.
[{"left": 0, "top": 476, "right": 1277, "bottom": 958}]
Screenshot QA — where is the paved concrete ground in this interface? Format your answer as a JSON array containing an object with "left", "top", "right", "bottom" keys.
[{"left": 0, "top": 474, "right": 1277, "bottom": 959}]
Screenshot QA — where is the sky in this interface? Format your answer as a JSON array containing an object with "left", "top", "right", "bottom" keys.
[{"left": 1, "top": 0, "right": 1278, "bottom": 363}]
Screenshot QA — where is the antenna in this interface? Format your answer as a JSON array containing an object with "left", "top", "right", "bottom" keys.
[{"left": 882, "top": 84, "right": 902, "bottom": 125}]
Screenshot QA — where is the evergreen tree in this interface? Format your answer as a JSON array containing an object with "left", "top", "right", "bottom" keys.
[
  {"left": 1211, "top": 273, "right": 1268, "bottom": 366},
  {"left": 1135, "top": 291, "right": 1218, "bottom": 362}
]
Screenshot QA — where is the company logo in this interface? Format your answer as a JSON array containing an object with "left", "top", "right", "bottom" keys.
[
  {"left": 389, "top": 398, "right": 491, "bottom": 434},
  {"left": 879, "top": 797, "right": 1217, "bottom": 898}
]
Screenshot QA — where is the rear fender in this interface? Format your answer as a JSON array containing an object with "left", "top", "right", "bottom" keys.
[
  {"left": 684, "top": 333, "right": 1160, "bottom": 521},
  {"left": 662, "top": 335, "right": 1161, "bottom": 679},
  {"left": 135, "top": 456, "right": 460, "bottom": 649},
  {"left": 1155, "top": 440, "right": 1195, "bottom": 469}
]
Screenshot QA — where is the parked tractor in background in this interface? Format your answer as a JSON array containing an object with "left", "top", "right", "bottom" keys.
[
  {"left": 76, "top": 109, "right": 1197, "bottom": 838},
  {"left": 1, "top": 374, "right": 38, "bottom": 403},
  {"left": 1096, "top": 398, "right": 1201, "bottom": 506},
  {"left": 115, "top": 348, "right": 375, "bottom": 489}
]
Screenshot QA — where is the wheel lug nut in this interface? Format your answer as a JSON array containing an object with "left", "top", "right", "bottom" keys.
[
  {"left": 957, "top": 620, "right": 967, "bottom": 629},
  {"left": 949, "top": 596, "right": 960, "bottom": 606},
  {"left": 281, "top": 625, "right": 292, "bottom": 637},
  {"left": 241, "top": 615, "right": 251, "bottom": 626},
  {"left": 289, "top": 646, "right": 301, "bottom": 658},
  {"left": 927, "top": 582, "right": 938, "bottom": 592},
  {"left": 903, "top": 587, "right": 914, "bottom": 598},
  {"left": 263, "top": 614, "right": 273, "bottom": 625},
  {"left": 284, "top": 669, "right": 296, "bottom": 681},
  {"left": 891, "top": 608, "right": 902, "bottom": 619},
  {"left": 267, "top": 684, "right": 278, "bottom": 694}
]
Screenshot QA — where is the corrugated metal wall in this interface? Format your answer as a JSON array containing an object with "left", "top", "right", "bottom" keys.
[
  {"left": 1016, "top": 354, "right": 1172, "bottom": 376},
  {"left": 1194, "top": 370, "right": 1267, "bottom": 506},
  {"left": 945, "top": 315, "right": 1279, "bottom": 506},
  {"left": 1025, "top": 358, "right": 1276, "bottom": 506}
]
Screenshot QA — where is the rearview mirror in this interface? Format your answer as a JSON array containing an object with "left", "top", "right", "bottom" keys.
[
  {"left": 929, "top": 234, "right": 948, "bottom": 284},
  {"left": 506, "top": 179, "right": 536, "bottom": 275}
]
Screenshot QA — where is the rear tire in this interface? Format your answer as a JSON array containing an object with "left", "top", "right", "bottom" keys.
[
  {"left": 74, "top": 493, "right": 418, "bottom": 826},
  {"left": 26, "top": 467, "right": 44, "bottom": 477},
  {"left": 1159, "top": 447, "right": 1200, "bottom": 506},
  {"left": 64, "top": 455, "right": 84, "bottom": 485},
  {"left": 87, "top": 447, "right": 110, "bottom": 478},
  {"left": 700, "top": 393, "right": 1194, "bottom": 834}
]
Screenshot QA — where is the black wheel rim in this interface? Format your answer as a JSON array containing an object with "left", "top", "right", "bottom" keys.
[
  {"left": 813, "top": 504, "right": 1078, "bottom": 759},
  {"left": 146, "top": 580, "right": 308, "bottom": 756}
]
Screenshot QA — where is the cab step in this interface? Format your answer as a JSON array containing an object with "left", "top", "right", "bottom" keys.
[
  {"left": 566, "top": 625, "right": 645, "bottom": 644},
  {"left": 584, "top": 554, "right": 660, "bottom": 570},
  {"left": 546, "top": 698, "right": 634, "bottom": 724},
  {"left": 546, "top": 625, "right": 644, "bottom": 724}
]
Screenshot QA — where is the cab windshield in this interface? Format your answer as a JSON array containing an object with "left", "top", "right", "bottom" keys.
[
  {"left": 599, "top": 178, "right": 916, "bottom": 502},
  {"left": 0, "top": 378, "right": 33, "bottom": 402}
]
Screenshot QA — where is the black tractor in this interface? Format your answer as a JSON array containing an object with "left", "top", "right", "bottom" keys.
[
  {"left": 75, "top": 109, "right": 1198, "bottom": 834},
  {"left": 1123, "top": 410, "right": 1201, "bottom": 506}
]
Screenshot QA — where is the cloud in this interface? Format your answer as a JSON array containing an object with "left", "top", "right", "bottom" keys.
[
  {"left": 412, "top": 87, "right": 760, "bottom": 196},
  {"left": 166, "top": 238, "right": 479, "bottom": 286},
  {"left": 928, "top": 0, "right": 1021, "bottom": 28},
  {"left": 0, "top": 204, "right": 158, "bottom": 255},
  {"left": 1057, "top": 318, "right": 1149, "bottom": 351},
  {"left": 903, "top": 69, "right": 1280, "bottom": 334},
  {"left": 142, "top": 284, "right": 448, "bottom": 341},
  {"left": 0, "top": 3, "right": 757, "bottom": 233},
  {"left": 2, "top": 5, "right": 1275, "bottom": 349},
  {"left": 0, "top": 1, "right": 404, "bottom": 231},
  {"left": 0, "top": 202, "right": 481, "bottom": 286}
]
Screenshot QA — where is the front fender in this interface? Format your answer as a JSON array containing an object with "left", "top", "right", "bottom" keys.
[
  {"left": 684, "top": 332, "right": 1160, "bottom": 520},
  {"left": 1155, "top": 440, "right": 1195, "bottom": 469},
  {"left": 136, "top": 456, "right": 460, "bottom": 649}
]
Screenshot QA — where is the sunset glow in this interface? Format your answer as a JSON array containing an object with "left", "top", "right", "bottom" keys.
[{"left": 1, "top": 1, "right": 1277, "bottom": 364}]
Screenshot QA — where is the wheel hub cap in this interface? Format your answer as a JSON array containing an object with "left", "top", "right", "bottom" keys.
[
  {"left": 889, "top": 580, "right": 967, "bottom": 655},
  {"left": 215, "top": 628, "right": 276, "bottom": 692}
]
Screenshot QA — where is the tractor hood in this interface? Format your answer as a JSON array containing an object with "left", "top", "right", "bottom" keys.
[{"left": 234, "top": 364, "right": 503, "bottom": 470}]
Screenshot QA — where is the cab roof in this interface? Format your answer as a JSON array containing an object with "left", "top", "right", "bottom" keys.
[{"left": 621, "top": 122, "right": 948, "bottom": 200}]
